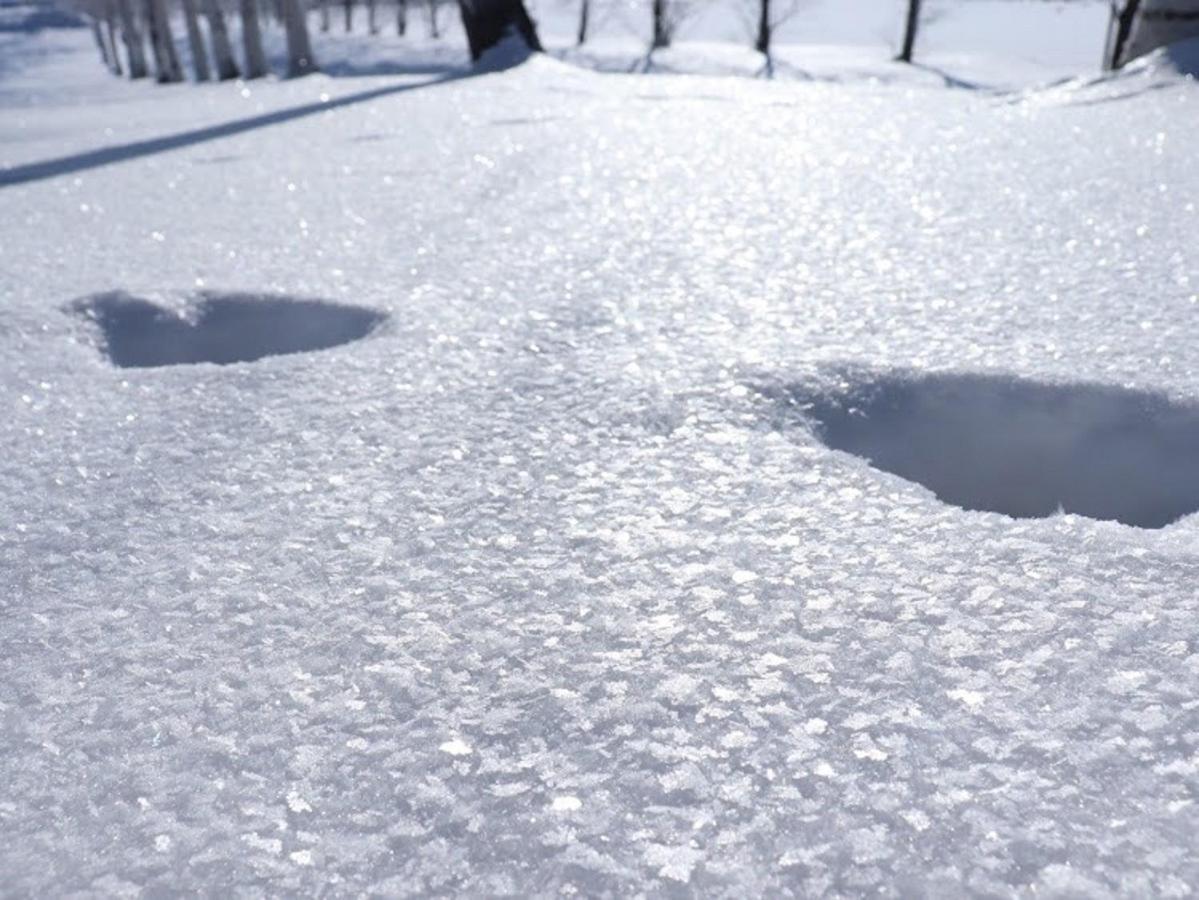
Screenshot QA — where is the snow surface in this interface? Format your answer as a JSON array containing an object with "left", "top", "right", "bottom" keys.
[{"left": 3, "top": 3, "right": 1199, "bottom": 895}]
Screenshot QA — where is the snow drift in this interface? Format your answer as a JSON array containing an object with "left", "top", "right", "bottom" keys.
[{"left": 1124, "top": 33, "right": 1199, "bottom": 78}]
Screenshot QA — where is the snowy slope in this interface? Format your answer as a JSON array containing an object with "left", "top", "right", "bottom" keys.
[{"left": 3, "top": 7, "right": 1199, "bottom": 896}]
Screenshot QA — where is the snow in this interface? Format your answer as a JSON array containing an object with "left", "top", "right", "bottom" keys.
[
  {"left": 73, "top": 290, "right": 386, "bottom": 367},
  {"left": 3, "top": 1, "right": 1199, "bottom": 895},
  {"left": 1126, "top": 34, "right": 1199, "bottom": 80},
  {"left": 797, "top": 370, "right": 1199, "bottom": 528}
]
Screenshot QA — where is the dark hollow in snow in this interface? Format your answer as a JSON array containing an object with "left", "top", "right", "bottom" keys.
[
  {"left": 801, "top": 373, "right": 1199, "bottom": 529},
  {"left": 74, "top": 291, "right": 386, "bottom": 368}
]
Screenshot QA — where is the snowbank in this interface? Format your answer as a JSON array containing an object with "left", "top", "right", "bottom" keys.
[{"left": 1126, "top": 33, "right": 1199, "bottom": 78}]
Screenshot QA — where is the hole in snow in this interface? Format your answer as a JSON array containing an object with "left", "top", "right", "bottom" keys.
[
  {"left": 73, "top": 291, "right": 386, "bottom": 368},
  {"left": 799, "top": 372, "right": 1199, "bottom": 529}
]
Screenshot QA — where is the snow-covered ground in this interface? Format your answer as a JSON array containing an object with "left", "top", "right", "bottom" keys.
[{"left": 3, "top": 2, "right": 1199, "bottom": 894}]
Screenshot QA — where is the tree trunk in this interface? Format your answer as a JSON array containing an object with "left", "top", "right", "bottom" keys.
[
  {"left": 456, "top": 0, "right": 541, "bottom": 60},
  {"left": 427, "top": 0, "right": 440, "bottom": 37},
  {"left": 115, "top": 0, "right": 148, "bottom": 77},
  {"left": 1115, "top": 0, "right": 1199, "bottom": 67},
  {"left": 651, "top": 0, "right": 669, "bottom": 49},
  {"left": 202, "top": 0, "right": 241, "bottom": 79},
  {"left": 754, "top": 0, "right": 769, "bottom": 55},
  {"left": 145, "top": 0, "right": 184, "bottom": 82},
  {"left": 576, "top": 0, "right": 587, "bottom": 45},
  {"left": 368, "top": 0, "right": 378, "bottom": 31},
  {"left": 105, "top": 9, "right": 124, "bottom": 74},
  {"left": 240, "top": 0, "right": 269, "bottom": 78},
  {"left": 155, "top": 0, "right": 184, "bottom": 81},
  {"left": 897, "top": 0, "right": 920, "bottom": 63},
  {"left": 344, "top": 0, "right": 353, "bottom": 31},
  {"left": 282, "top": 0, "right": 318, "bottom": 75},
  {"left": 142, "top": 0, "right": 162, "bottom": 78},
  {"left": 180, "top": 0, "right": 211, "bottom": 80},
  {"left": 397, "top": 0, "right": 406, "bottom": 34},
  {"left": 1107, "top": 0, "right": 1143, "bottom": 68},
  {"left": 320, "top": 0, "right": 329, "bottom": 30},
  {"left": 90, "top": 17, "right": 114, "bottom": 70}
]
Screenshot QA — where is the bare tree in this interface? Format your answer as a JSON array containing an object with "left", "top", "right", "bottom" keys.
[
  {"left": 1106, "top": 0, "right": 1143, "bottom": 68},
  {"left": 88, "top": 12, "right": 114, "bottom": 70},
  {"left": 752, "top": 0, "right": 802, "bottom": 72},
  {"left": 455, "top": 0, "right": 541, "bottom": 60},
  {"left": 651, "top": 0, "right": 668, "bottom": 47},
  {"left": 103, "top": 0, "right": 124, "bottom": 74},
  {"left": 115, "top": 0, "right": 148, "bottom": 77},
  {"left": 425, "top": 0, "right": 443, "bottom": 37},
  {"left": 368, "top": 0, "right": 378, "bottom": 31},
  {"left": 896, "top": 0, "right": 921, "bottom": 63},
  {"left": 576, "top": 0, "right": 588, "bottom": 45},
  {"left": 240, "top": 0, "right": 269, "bottom": 77},
  {"left": 397, "top": 0, "right": 407, "bottom": 33},
  {"left": 202, "top": 0, "right": 241, "bottom": 79},
  {"left": 281, "top": 0, "right": 318, "bottom": 74},
  {"left": 144, "top": 0, "right": 183, "bottom": 82},
  {"left": 649, "top": 0, "right": 694, "bottom": 51},
  {"left": 754, "top": 0, "right": 768, "bottom": 54},
  {"left": 180, "top": 0, "right": 212, "bottom": 80},
  {"left": 344, "top": 0, "right": 353, "bottom": 30}
]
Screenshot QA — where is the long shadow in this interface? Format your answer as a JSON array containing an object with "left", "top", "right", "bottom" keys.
[
  {"left": 318, "top": 59, "right": 466, "bottom": 77},
  {"left": 0, "top": 70, "right": 467, "bottom": 189},
  {"left": 906, "top": 61, "right": 998, "bottom": 93},
  {"left": 1063, "top": 79, "right": 1181, "bottom": 107}
]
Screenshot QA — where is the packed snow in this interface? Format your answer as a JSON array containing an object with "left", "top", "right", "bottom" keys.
[{"left": 3, "top": 0, "right": 1199, "bottom": 894}]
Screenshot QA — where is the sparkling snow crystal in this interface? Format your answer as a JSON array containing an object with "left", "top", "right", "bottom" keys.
[{"left": 2, "top": 3, "right": 1199, "bottom": 895}]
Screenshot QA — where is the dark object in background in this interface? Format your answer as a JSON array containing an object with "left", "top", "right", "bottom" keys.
[{"left": 456, "top": 0, "right": 541, "bottom": 61}]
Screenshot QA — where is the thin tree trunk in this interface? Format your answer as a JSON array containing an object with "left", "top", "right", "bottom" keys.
[
  {"left": 156, "top": 0, "right": 184, "bottom": 81},
  {"left": 368, "top": 0, "right": 378, "bottom": 32},
  {"left": 142, "top": 0, "right": 163, "bottom": 79},
  {"left": 396, "top": 0, "right": 406, "bottom": 33},
  {"left": 576, "top": 0, "right": 587, "bottom": 45},
  {"left": 145, "top": 0, "right": 184, "bottom": 82},
  {"left": 456, "top": 0, "right": 540, "bottom": 59},
  {"left": 897, "top": 0, "right": 920, "bottom": 63},
  {"left": 115, "top": 0, "right": 148, "bottom": 77},
  {"left": 344, "top": 0, "right": 352, "bottom": 31},
  {"left": 202, "top": 0, "right": 240, "bottom": 79},
  {"left": 320, "top": 0, "right": 329, "bottom": 30},
  {"left": 180, "top": 0, "right": 211, "bottom": 80},
  {"left": 651, "top": 0, "right": 669, "bottom": 49},
  {"left": 428, "top": 0, "right": 439, "bottom": 37},
  {"left": 754, "top": 0, "right": 769, "bottom": 55},
  {"left": 240, "top": 0, "right": 269, "bottom": 78},
  {"left": 105, "top": 9, "right": 124, "bottom": 74},
  {"left": 90, "top": 17, "right": 114, "bottom": 70},
  {"left": 281, "top": 0, "right": 318, "bottom": 75},
  {"left": 1108, "top": 0, "right": 1143, "bottom": 68}
]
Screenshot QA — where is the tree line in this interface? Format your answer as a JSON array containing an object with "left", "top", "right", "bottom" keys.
[
  {"left": 78, "top": 0, "right": 313, "bottom": 80},
  {"left": 72, "top": 0, "right": 1177, "bottom": 84}
]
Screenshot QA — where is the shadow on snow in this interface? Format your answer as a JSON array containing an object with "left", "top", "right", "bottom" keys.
[
  {"left": 71, "top": 290, "right": 387, "bottom": 367},
  {"left": 791, "top": 371, "right": 1199, "bottom": 529},
  {"left": 0, "top": 70, "right": 466, "bottom": 188}
]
